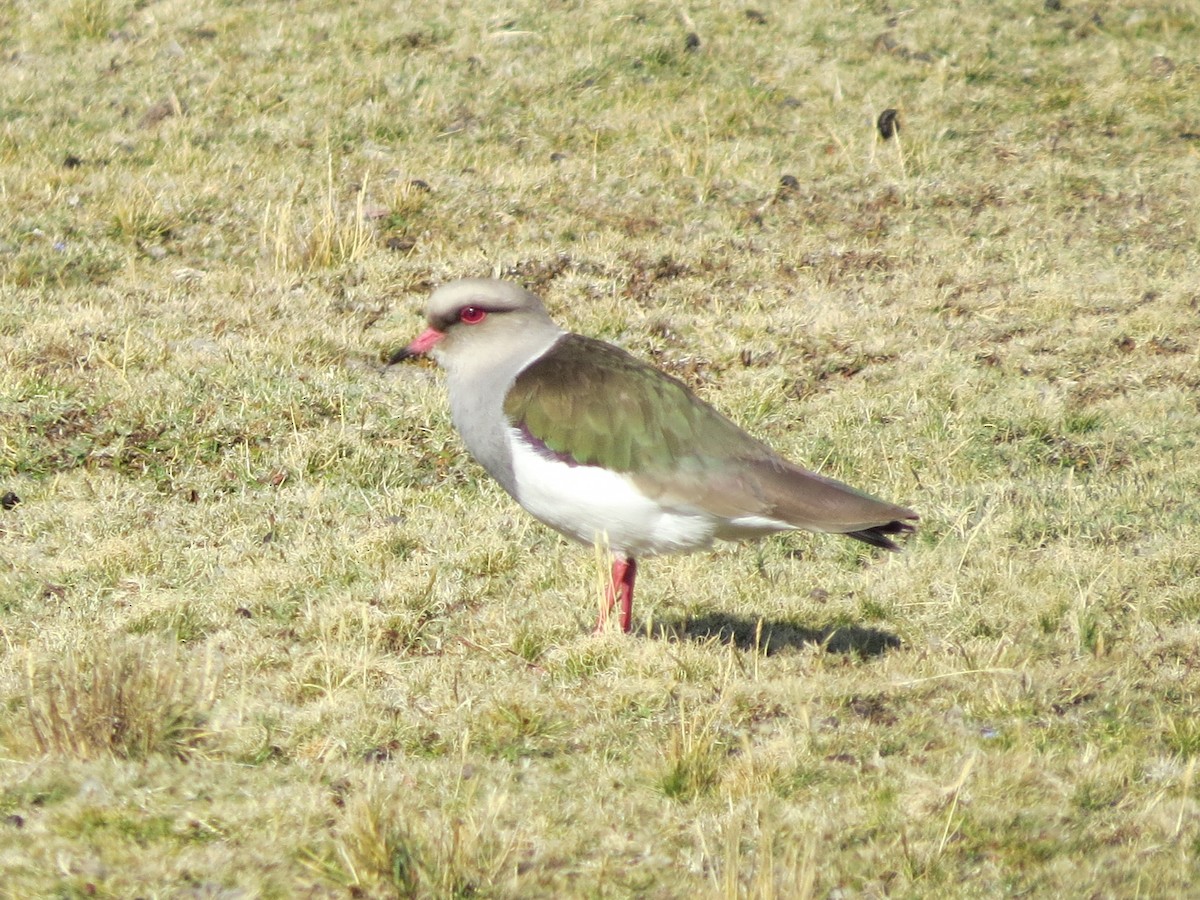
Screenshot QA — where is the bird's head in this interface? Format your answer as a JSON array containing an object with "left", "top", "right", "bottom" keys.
[{"left": 388, "top": 278, "right": 561, "bottom": 374}]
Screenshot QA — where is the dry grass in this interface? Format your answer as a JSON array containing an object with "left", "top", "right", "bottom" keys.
[
  {"left": 2, "top": 0, "right": 1200, "bottom": 896},
  {"left": 22, "top": 637, "right": 219, "bottom": 762}
]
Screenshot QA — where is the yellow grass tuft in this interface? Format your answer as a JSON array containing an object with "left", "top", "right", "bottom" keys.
[
  {"left": 305, "top": 779, "right": 519, "bottom": 897},
  {"left": 264, "top": 155, "right": 375, "bottom": 273},
  {"left": 23, "top": 638, "right": 219, "bottom": 762},
  {"left": 60, "top": 0, "right": 123, "bottom": 39}
]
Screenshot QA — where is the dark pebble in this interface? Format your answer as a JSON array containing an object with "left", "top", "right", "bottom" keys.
[{"left": 877, "top": 108, "right": 901, "bottom": 140}]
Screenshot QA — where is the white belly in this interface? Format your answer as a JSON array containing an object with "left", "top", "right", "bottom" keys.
[{"left": 506, "top": 429, "right": 718, "bottom": 557}]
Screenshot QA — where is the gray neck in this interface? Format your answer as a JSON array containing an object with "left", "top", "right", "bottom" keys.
[{"left": 440, "top": 329, "right": 564, "bottom": 495}]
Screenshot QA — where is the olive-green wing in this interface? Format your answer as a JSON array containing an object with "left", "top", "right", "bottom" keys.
[
  {"left": 504, "top": 334, "right": 917, "bottom": 543},
  {"left": 503, "top": 333, "right": 764, "bottom": 475}
]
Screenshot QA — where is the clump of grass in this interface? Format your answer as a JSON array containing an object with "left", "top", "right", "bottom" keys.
[
  {"left": 476, "top": 699, "right": 563, "bottom": 761},
  {"left": 312, "top": 784, "right": 517, "bottom": 897},
  {"left": 331, "top": 794, "right": 422, "bottom": 895},
  {"left": 1, "top": 241, "right": 121, "bottom": 288},
  {"left": 126, "top": 602, "right": 218, "bottom": 644},
  {"left": 265, "top": 157, "right": 374, "bottom": 273},
  {"left": 510, "top": 624, "right": 550, "bottom": 664},
  {"left": 1163, "top": 714, "right": 1200, "bottom": 757},
  {"left": 556, "top": 639, "right": 621, "bottom": 678},
  {"left": 61, "top": 0, "right": 125, "bottom": 39},
  {"left": 380, "top": 176, "right": 434, "bottom": 242},
  {"left": 659, "top": 695, "right": 728, "bottom": 801},
  {"left": 108, "top": 185, "right": 180, "bottom": 246},
  {"left": 23, "top": 637, "right": 219, "bottom": 761},
  {"left": 716, "top": 809, "right": 819, "bottom": 900}
]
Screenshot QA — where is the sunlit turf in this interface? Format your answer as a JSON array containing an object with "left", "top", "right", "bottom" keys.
[{"left": 2, "top": 0, "right": 1199, "bottom": 896}]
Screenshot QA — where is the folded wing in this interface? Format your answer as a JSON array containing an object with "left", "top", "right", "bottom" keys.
[{"left": 504, "top": 334, "right": 917, "bottom": 547}]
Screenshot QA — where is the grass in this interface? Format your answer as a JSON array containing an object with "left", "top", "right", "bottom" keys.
[
  {"left": 23, "top": 637, "right": 218, "bottom": 762},
  {"left": 1, "top": 0, "right": 1199, "bottom": 895}
]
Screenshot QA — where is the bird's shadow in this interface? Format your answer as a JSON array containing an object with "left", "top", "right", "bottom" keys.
[{"left": 647, "top": 611, "right": 901, "bottom": 658}]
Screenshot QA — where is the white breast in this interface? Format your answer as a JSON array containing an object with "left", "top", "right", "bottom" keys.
[{"left": 506, "top": 428, "right": 719, "bottom": 558}]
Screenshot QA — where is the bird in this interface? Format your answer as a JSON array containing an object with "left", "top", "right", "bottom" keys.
[{"left": 389, "top": 278, "right": 917, "bottom": 633}]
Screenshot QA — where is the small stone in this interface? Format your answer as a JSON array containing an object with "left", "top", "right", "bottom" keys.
[
  {"left": 1150, "top": 55, "right": 1176, "bottom": 78},
  {"left": 140, "top": 97, "right": 179, "bottom": 127},
  {"left": 877, "top": 108, "right": 901, "bottom": 140}
]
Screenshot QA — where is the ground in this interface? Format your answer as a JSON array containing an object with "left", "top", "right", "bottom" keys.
[{"left": 1, "top": 1, "right": 1199, "bottom": 897}]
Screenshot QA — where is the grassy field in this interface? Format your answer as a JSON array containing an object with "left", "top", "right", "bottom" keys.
[{"left": 2, "top": 0, "right": 1199, "bottom": 896}]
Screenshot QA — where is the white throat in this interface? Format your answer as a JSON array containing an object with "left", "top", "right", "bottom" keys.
[{"left": 440, "top": 329, "right": 564, "bottom": 496}]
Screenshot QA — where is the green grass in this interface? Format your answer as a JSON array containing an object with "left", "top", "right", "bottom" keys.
[{"left": 1, "top": 0, "right": 1199, "bottom": 896}]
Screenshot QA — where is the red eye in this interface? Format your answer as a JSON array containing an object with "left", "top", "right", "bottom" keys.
[{"left": 459, "top": 306, "right": 487, "bottom": 325}]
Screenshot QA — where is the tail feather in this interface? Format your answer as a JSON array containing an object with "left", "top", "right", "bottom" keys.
[
  {"left": 846, "top": 518, "right": 917, "bottom": 552},
  {"left": 751, "top": 457, "right": 918, "bottom": 549}
]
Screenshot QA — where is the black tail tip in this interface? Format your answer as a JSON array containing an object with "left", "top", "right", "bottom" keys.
[{"left": 847, "top": 518, "right": 917, "bottom": 552}]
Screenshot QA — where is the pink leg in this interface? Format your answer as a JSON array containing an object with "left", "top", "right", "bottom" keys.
[
  {"left": 596, "top": 557, "right": 638, "bottom": 634},
  {"left": 617, "top": 558, "right": 637, "bottom": 633}
]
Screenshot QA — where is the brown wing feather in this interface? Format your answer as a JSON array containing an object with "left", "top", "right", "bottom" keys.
[
  {"left": 634, "top": 455, "right": 917, "bottom": 545},
  {"left": 740, "top": 457, "right": 918, "bottom": 546}
]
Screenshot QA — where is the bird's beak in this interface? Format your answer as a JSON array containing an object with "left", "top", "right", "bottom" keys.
[{"left": 387, "top": 327, "right": 445, "bottom": 364}]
